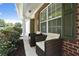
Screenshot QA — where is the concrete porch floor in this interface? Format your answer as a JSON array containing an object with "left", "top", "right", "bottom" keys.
[{"left": 20, "top": 36, "right": 37, "bottom": 56}]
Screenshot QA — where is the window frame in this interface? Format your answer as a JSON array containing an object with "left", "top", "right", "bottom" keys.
[{"left": 40, "top": 3, "right": 62, "bottom": 35}]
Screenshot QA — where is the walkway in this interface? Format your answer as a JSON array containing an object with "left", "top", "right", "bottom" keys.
[{"left": 21, "top": 36, "right": 37, "bottom": 56}]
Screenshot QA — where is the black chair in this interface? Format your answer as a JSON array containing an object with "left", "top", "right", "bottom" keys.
[
  {"left": 29, "top": 33, "right": 46, "bottom": 47},
  {"left": 36, "top": 33, "right": 62, "bottom": 56},
  {"left": 29, "top": 33, "right": 36, "bottom": 47},
  {"left": 35, "top": 34, "right": 47, "bottom": 42}
]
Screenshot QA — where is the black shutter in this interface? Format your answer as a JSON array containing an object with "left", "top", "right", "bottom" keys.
[
  {"left": 62, "top": 3, "right": 76, "bottom": 39},
  {"left": 30, "top": 19, "right": 35, "bottom": 33}
]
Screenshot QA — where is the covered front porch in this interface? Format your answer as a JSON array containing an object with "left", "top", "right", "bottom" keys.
[
  {"left": 16, "top": 3, "right": 44, "bottom": 56},
  {"left": 16, "top": 3, "right": 79, "bottom": 56}
]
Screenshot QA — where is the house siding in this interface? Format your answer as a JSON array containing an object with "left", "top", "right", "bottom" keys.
[{"left": 34, "top": 3, "right": 79, "bottom": 56}]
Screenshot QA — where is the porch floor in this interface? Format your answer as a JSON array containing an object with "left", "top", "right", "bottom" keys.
[{"left": 23, "top": 37, "right": 37, "bottom": 56}]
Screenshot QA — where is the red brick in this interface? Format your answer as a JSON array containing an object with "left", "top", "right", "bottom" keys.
[
  {"left": 68, "top": 40, "right": 77, "bottom": 44},
  {"left": 76, "top": 13, "right": 79, "bottom": 15},
  {"left": 76, "top": 19, "right": 79, "bottom": 21},
  {"left": 76, "top": 33, "right": 79, "bottom": 35},
  {"left": 66, "top": 48, "right": 73, "bottom": 53},
  {"left": 77, "top": 49, "right": 79, "bottom": 53},
  {"left": 63, "top": 45, "right": 68, "bottom": 48},
  {"left": 63, "top": 42, "right": 66, "bottom": 44},
  {"left": 68, "top": 43, "right": 73, "bottom": 47},
  {"left": 73, "top": 51, "right": 79, "bottom": 56},
  {"left": 75, "top": 40, "right": 79, "bottom": 41},
  {"left": 74, "top": 45, "right": 79, "bottom": 49},
  {"left": 68, "top": 52, "right": 75, "bottom": 56},
  {"left": 70, "top": 52, "right": 75, "bottom": 56},
  {"left": 77, "top": 42, "right": 79, "bottom": 45},
  {"left": 70, "top": 46, "right": 77, "bottom": 51}
]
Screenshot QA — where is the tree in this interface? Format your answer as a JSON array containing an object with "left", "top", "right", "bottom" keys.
[
  {"left": 0, "top": 19, "right": 5, "bottom": 27},
  {"left": 14, "top": 23, "right": 21, "bottom": 28},
  {"left": 13, "top": 22, "right": 22, "bottom": 34},
  {"left": 5, "top": 23, "right": 14, "bottom": 27}
]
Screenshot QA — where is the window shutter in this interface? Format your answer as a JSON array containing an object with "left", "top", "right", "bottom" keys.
[
  {"left": 30, "top": 19, "right": 35, "bottom": 33},
  {"left": 62, "top": 3, "right": 76, "bottom": 39}
]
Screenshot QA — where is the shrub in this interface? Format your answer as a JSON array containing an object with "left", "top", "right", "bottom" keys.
[
  {"left": 0, "top": 32, "right": 12, "bottom": 55},
  {"left": 0, "top": 23, "right": 22, "bottom": 55},
  {"left": 14, "top": 23, "right": 21, "bottom": 28},
  {"left": 13, "top": 26, "right": 22, "bottom": 35},
  {"left": 13, "top": 23, "right": 22, "bottom": 34}
]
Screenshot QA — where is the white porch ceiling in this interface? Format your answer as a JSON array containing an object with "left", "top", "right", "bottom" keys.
[
  {"left": 23, "top": 3, "right": 43, "bottom": 18},
  {"left": 16, "top": 3, "right": 43, "bottom": 19},
  {"left": 16, "top": 3, "right": 23, "bottom": 19}
]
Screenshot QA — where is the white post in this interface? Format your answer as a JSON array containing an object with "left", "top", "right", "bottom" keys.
[
  {"left": 22, "top": 18, "right": 30, "bottom": 40},
  {"left": 26, "top": 19, "right": 30, "bottom": 38},
  {"left": 22, "top": 18, "right": 26, "bottom": 40},
  {"left": 22, "top": 18, "right": 27, "bottom": 56}
]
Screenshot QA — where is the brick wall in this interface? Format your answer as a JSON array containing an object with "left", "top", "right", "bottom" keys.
[
  {"left": 62, "top": 4, "right": 79, "bottom": 56},
  {"left": 62, "top": 40, "right": 79, "bottom": 56}
]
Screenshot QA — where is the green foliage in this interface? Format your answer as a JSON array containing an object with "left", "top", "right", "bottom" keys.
[
  {"left": 4, "top": 27, "right": 13, "bottom": 31},
  {"left": 13, "top": 22, "right": 22, "bottom": 34},
  {"left": 5, "top": 23, "right": 14, "bottom": 27},
  {"left": 9, "top": 30, "right": 20, "bottom": 44},
  {"left": 13, "top": 27, "right": 22, "bottom": 34},
  {"left": 0, "top": 32, "right": 12, "bottom": 55},
  {"left": 0, "top": 22, "right": 22, "bottom": 55},
  {"left": 14, "top": 22, "right": 21, "bottom": 28},
  {"left": 0, "top": 19, "right": 5, "bottom": 27}
]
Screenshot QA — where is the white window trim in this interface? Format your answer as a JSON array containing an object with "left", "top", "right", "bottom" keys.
[{"left": 40, "top": 3, "right": 62, "bottom": 35}]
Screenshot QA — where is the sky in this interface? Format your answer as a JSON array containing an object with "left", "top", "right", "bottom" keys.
[{"left": 0, "top": 3, "right": 21, "bottom": 24}]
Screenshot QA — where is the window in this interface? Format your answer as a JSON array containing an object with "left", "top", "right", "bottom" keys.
[
  {"left": 48, "top": 4, "right": 55, "bottom": 19},
  {"left": 40, "top": 9, "right": 47, "bottom": 22},
  {"left": 48, "top": 4, "right": 62, "bottom": 36},
  {"left": 40, "top": 9, "right": 47, "bottom": 33},
  {"left": 41, "top": 22, "right": 47, "bottom": 33},
  {"left": 48, "top": 18, "right": 62, "bottom": 36},
  {"left": 40, "top": 3, "right": 62, "bottom": 34},
  {"left": 48, "top": 19, "right": 57, "bottom": 33},
  {"left": 55, "top": 4, "right": 62, "bottom": 17},
  {"left": 40, "top": 3, "right": 76, "bottom": 39}
]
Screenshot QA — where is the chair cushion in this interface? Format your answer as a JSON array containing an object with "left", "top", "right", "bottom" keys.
[
  {"left": 46, "top": 33, "right": 60, "bottom": 41},
  {"left": 36, "top": 41, "right": 45, "bottom": 51},
  {"left": 36, "top": 31, "right": 41, "bottom": 34},
  {"left": 35, "top": 34, "right": 47, "bottom": 42}
]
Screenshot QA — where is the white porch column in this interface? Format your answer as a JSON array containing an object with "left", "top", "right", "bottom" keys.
[
  {"left": 22, "top": 18, "right": 30, "bottom": 40},
  {"left": 26, "top": 19, "right": 30, "bottom": 37},
  {"left": 22, "top": 18, "right": 26, "bottom": 40},
  {"left": 22, "top": 18, "right": 27, "bottom": 56}
]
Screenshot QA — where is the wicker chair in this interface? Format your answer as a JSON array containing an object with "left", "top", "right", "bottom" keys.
[
  {"left": 29, "top": 32, "right": 45, "bottom": 47},
  {"left": 36, "top": 33, "right": 62, "bottom": 56},
  {"left": 29, "top": 33, "right": 36, "bottom": 47}
]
